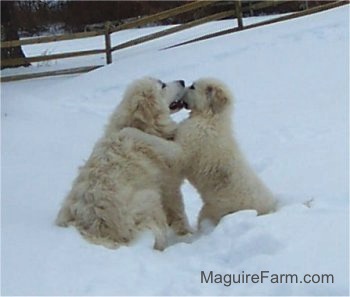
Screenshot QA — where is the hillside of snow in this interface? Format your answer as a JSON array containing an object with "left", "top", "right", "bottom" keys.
[{"left": 1, "top": 6, "right": 349, "bottom": 295}]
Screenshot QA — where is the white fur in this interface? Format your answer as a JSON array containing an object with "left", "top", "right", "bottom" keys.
[
  {"left": 56, "top": 77, "right": 190, "bottom": 250},
  {"left": 176, "top": 78, "right": 276, "bottom": 227}
]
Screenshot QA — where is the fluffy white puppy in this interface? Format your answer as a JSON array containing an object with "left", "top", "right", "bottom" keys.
[
  {"left": 176, "top": 78, "right": 276, "bottom": 227},
  {"left": 56, "top": 77, "right": 190, "bottom": 250}
]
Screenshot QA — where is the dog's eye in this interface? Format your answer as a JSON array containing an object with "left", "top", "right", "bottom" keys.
[
  {"left": 157, "top": 80, "right": 166, "bottom": 89},
  {"left": 189, "top": 84, "right": 195, "bottom": 90}
]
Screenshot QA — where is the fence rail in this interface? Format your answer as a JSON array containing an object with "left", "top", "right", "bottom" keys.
[
  {"left": 2, "top": 49, "right": 106, "bottom": 67},
  {"left": 1, "top": 0, "right": 218, "bottom": 69},
  {"left": 0, "top": 0, "right": 218, "bottom": 49},
  {"left": 111, "top": 9, "right": 237, "bottom": 52},
  {"left": 108, "top": 0, "right": 220, "bottom": 33},
  {"left": 0, "top": 65, "right": 103, "bottom": 83},
  {"left": 163, "top": 0, "right": 350, "bottom": 50},
  {"left": 1, "top": 0, "right": 348, "bottom": 82}
]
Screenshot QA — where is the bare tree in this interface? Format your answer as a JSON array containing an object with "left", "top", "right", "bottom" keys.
[{"left": 1, "top": 1, "right": 30, "bottom": 69}]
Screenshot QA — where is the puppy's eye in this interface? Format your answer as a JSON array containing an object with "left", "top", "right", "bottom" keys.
[
  {"left": 189, "top": 84, "right": 195, "bottom": 90},
  {"left": 161, "top": 82, "right": 166, "bottom": 89}
]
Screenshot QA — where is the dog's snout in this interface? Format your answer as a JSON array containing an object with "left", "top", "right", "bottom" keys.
[{"left": 177, "top": 80, "right": 185, "bottom": 87}]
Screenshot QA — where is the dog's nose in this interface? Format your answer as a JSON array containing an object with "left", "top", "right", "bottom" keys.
[{"left": 177, "top": 80, "right": 185, "bottom": 87}]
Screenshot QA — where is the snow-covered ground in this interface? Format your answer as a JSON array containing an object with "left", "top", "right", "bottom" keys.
[{"left": 1, "top": 6, "right": 349, "bottom": 296}]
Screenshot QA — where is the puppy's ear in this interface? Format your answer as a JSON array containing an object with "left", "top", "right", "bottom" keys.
[{"left": 207, "top": 85, "right": 228, "bottom": 114}]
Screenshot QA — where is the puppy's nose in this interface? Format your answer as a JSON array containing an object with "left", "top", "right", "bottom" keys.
[{"left": 177, "top": 80, "right": 185, "bottom": 87}]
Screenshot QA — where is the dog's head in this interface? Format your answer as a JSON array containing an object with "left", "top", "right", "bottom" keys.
[
  {"left": 182, "top": 78, "right": 233, "bottom": 115},
  {"left": 125, "top": 77, "right": 185, "bottom": 114},
  {"left": 157, "top": 78, "right": 186, "bottom": 114},
  {"left": 119, "top": 77, "right": 185, "bottom": 139}
]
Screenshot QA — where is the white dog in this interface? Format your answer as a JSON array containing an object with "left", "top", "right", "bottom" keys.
[
  {"left": 176, "top": 78, "right": 276, "bottom": 227},
  {"left": 56, "top": 77, "right": 190, "bottom": 250}
]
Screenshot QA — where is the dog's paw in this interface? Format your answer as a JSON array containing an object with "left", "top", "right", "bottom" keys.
[{"left": 118, "top": 127, "right": 142, "bottom": 140}]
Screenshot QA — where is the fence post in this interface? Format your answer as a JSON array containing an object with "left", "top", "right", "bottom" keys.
[
  {"left": 104, "top": 21, "right": 112, "bottom": 64},
  {"left": 235, "top": 0, "right": 243, "bottom": 29}
]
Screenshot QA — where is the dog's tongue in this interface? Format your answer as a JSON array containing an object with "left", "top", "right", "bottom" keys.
[{"left": 169, "top": 100, "right": 184, "bottom": 110}]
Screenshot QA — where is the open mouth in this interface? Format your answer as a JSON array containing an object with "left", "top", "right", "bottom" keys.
[
  {"left": 169, "top": 100, "right": 184, "bottom": 111},
  {"left": 182, "top": 101, "right": 189, "bottom": 110}
]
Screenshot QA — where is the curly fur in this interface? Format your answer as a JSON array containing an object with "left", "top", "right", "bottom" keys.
[
  {"left": 56, "top": 77, "right": 190, "bottom": 250},
  {"left": 176, "top": 78, "right": 276, "bottom": 228}
]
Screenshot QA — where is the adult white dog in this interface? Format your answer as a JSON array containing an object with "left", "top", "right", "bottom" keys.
[
  {"left": 176, "top": 78, "right": 276, "bottom": 228},
  {"left": 56, "top": 77, "right": 190, "bottom": 250}
]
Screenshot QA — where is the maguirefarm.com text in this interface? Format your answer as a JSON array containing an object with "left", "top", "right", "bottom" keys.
[{"left": 201, "top": 270, "right": 334, "bottom": 287}]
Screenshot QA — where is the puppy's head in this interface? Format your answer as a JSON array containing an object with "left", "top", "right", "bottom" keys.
[
  {"left": 182, "top": 78, "right": 233, "bottom": 115},
  {"left": 121, "top": 77, "right": 185, "bottom": 138}
]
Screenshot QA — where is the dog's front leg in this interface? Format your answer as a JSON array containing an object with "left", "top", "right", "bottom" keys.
[
  {"left": 161, "top": 180, "right": 191, "bottom": 236},
  {"left": 119, "top": 127, "right": 183, "bottom": 164}
]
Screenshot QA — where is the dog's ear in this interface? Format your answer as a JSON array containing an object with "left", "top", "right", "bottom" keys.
[
  {"left": 137, "top": 92, "right": 158, "bottom": 117},
  {"left": 207, "top": 85, "right": 228, "bottom": 114},
  {"left": 131, "top": 92, "right": 175, "bottom": 139},
  {"left": 131, "top": 92, "right": 158, "bottom": 129}
]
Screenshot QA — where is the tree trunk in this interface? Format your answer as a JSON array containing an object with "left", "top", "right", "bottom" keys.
[{"left": 1, "top": 1, "right": 30, "bottom": 69}]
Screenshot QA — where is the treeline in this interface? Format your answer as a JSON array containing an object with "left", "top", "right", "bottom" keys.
[
  {"left": 2, "top": 1, "right": 333, "bottom": 36},
  {"left": 7, "top": 1, "right": 186, "bottom": 35}
]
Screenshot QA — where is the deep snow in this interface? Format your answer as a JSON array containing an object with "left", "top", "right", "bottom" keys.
[{"left": 1, "top": 6, "right": 349, "bottom": 296}]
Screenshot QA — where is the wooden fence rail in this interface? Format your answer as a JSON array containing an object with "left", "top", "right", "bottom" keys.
[
  {"left": 1, "top": 30, "right": 102, "bottom": 49},
  {"left": 0, "top": 0, "right": 217, "bottom": 49},
  {"left": 109, "top": 0, "right": 220, "bottom": 33},
  {"left": 163, "top": 0, "right": 350, "bottom": 50},
  {"left": 2, "top": 49, "right": 106, "bottom": 67},
  {"left": 0, "top": 65, "right": 103, "bottom": 83},
  {"left": 1, "top": 0, "right": 348, "bottom": 82},
  {"left": 111, "top": 9, "right": 237, "bottom": 52}
]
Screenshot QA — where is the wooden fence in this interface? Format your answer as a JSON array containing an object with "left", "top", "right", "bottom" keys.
[
  {"left": 1, "top": 0, "right": 348, "bottom": 82},
  {"left": 163, "top": 0, "right": 350, "bottom": 50},
  {"left": 0, "top": 1, "right": 219, "bottom": 69}
]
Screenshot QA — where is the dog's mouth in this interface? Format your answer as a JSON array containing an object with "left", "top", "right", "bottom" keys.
[
  {"left": 169, "top": 100, "right": 184, "bottom": 111},
  {"left": 182, "top": 101, "right": 189, "bottom": 110},
  {"left": 169, "top": 100, "right": 190, "bottom": 111}
]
